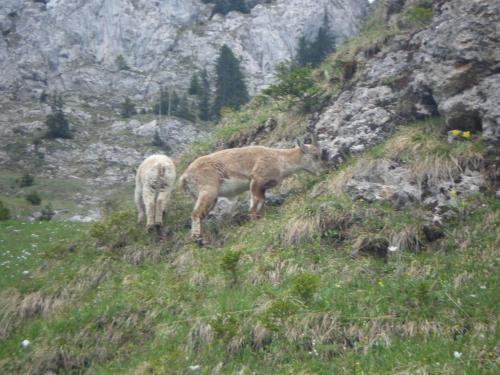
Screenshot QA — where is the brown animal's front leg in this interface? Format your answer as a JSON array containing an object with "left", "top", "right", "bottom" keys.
[
  {"left": 250, "top": 179, "right": 266, "bottom": 221},
  {"left": 191, "top": 189, "right": 218, "bottom": 241}
]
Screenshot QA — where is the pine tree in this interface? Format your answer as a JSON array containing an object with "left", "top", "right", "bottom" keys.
[
  {"left": 120, "top": 97, "right": 137, "bottom": 118},
  {"left": 213, "top": 44, "right": 249, "bottom": 118},
  {"left": 205, "top": 0, "right": 249, "bottom": 16},
  {"left": 177, "top": 94, "right": 195, "bottom": 121},
  {"left": 296, "top": 35, "right": 311, "bottom": 67},
  {"left": 170, "top": 91, "right": 180, "bottom": 116},
  {"left": 45, "top": 93, "right": 72, "bottom": 139},
  {"left": 295, "top": 13, "right": 336, "bottom": 67},
  {"left": 188, "top": 73, "right": 202, "bottom": 96},
  {"left": 199, "top": 69, "right": 211, "bottom": 121},
  {"left": 152, "top": 88, "right": 168, "bottom": 115},
  {"left": 115, "top": 54, "right": 130, "bottom": 70},
  {"left": 310, "top": 13, "right": 336, "bottom": 67}
]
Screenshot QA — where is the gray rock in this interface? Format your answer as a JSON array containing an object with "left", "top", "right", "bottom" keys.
[
  {"left": 68, "top": 210, "right": 101, "bottom": 223},
  {"left": 343, "top": 160, "right": 420, "bottom": 208},
  {"left": 315, "top": 0, "right": 499, "bottom": 169},
  {"left": 0, "top": 0, "right": 368, "bottom": 101}
]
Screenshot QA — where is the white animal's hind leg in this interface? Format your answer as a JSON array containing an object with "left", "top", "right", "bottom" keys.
[
  {"left": 143, "top": 188, "right": 156, "bottom": 229},
  {"left": 135, "top": 185, "right": 145, "bottom": 224},
  {"left": 155, "top": 191, "right": 169, "bottom": 226}
]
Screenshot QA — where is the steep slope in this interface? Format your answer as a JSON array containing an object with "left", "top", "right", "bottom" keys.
[
  {"left": 0, "top": 0, "right": 499, "bottom": 373},
  {"left": 0, "top": 0, "right": 369, "bottom": 221}
]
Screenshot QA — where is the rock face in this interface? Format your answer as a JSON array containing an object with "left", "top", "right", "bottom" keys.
[
  {"left": 315, "top": 0, "right": 500, "bottom": 163},
  {"left": 0, "top": 0, "right": 369, "bottom": 102}
]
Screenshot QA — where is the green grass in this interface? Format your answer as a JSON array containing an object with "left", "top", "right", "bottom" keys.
[
  {"left": 0, "top": 220, "right": 88, "bottom": 290},
  {"left": 0, "top": 124, "right": 498, "bottom": 373},
  {"left": 0, "top": 168, "right": 100, "bottom": 219},
  {"left": 1, "top": 3, "right": 499, "bottom": 373}
]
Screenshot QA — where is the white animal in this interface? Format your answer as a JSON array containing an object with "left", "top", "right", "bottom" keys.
[{"left": 135, "top": 155, "right": 176, "bottom": 230}]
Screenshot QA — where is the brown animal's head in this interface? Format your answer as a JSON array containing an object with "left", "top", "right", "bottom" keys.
[{"left": 295, "top": 137, "right": 324, "bottom": 176}]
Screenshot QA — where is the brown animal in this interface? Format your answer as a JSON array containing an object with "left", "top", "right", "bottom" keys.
[
  {"left": 135, "top": 154, "right": 176, "bottom": 231},
  {"left": 179, "top": 139, "right": 323, "bottom": 240}
]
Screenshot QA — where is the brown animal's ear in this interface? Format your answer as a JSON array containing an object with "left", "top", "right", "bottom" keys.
[{"left": 295, "top": 138, "right": 307, "bottom": 153}]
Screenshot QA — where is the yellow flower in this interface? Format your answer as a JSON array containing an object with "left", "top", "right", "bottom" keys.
[
  {"left": 450, "top": 190, "right": 457, "bottom": 197},
  {"left": 451, "top": 129, "right": 462, "bottom": 136},
  {"left": 462, "top": 131, "right": 471, "bottom": 139},
  {"left": 377, "top": 280, "right": 384, "bottom": 287}
]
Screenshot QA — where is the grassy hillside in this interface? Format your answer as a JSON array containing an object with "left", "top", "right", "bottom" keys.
[
  {"left": 1, "top": 1, "right": 499, "bottom": 374},
  {"left": 0, "top": 117, "right": 498, "bottom": 374}
]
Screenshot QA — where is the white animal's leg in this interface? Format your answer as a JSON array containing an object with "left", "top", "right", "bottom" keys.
[
  {"left": 135, "top": 184, "right": 144, "bottom": 224},
  {"left": 155, "top": 191, "right": 170, "bottom": 226},
  {"left": 143, "top": 187, "right": 156, "bottom": 229}
]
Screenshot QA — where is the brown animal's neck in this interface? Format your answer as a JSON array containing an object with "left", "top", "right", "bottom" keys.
[{"left": 278, "top": 148, "right": 304, "bottom": 177}]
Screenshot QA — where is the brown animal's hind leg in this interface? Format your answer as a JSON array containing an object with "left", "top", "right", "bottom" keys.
[
  {"left": 250, "top": 179, "right": 266, "bottom": 221},
  {"left": 191, "top": 189, "right": 218, "bottom": 240}
]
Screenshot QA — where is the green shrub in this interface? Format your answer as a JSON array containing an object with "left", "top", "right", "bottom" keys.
[
  {"left": 263, "top": 63, "right": 320, "bottom": 112},
  {"left": 290, "top": 272, "right": 320, "bottom": 304},
  {"left": 259, "top": 298, "right": 299, "bottom": 333},
  {"left": 90, "top": 210, "right": 147, "bottom": 250},
  {"left": 25, "top": 191, "right": 42, "bottom": 205},
  {"left": 211, "top": 314, "right": 238, "bottom": 344},
  {"left": 115, "top": 54, "right": 130, "bottom": 70},
  {"left": 20, "top": 173, "right": 34, "bottom": 187},
  {"left": 406, "top": 5, "right": 433, "bottom": 26},
  {"left": 44, "top": 93, "right": 72, "bottom": 139},
  {"left": 120, "top": 97, "right": 137, "bottom": 118},
  {"left": 0, "top": 200, "right": 10, "bottom": 221},
  {"left": 220, "top": 249, "right": 241, "bottom": 285},
  {"left": 39, "top": 203, "right": 55, "bottom": 221}
]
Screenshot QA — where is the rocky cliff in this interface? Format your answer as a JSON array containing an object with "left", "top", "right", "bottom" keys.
[
  {"left": 0, "top": 0, "right": 369, "bottom": 220},
  {"left": 0, "top": 0, "right": 369, "bottom": 101},
  {"left": 312, "top": 0, "right": 499, "bottom": 211},
  {"left": 206, "top": 0, "right": 499, "bottom": 224}
]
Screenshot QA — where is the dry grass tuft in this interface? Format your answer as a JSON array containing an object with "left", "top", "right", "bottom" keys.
[
  {"left": 352, "top": 236, "right": 389, "bottom": 259},
  {"left": 453, "top": 272, "right": 473, "bottom": 289},
  {"left": 227, "top": 334, "right": 246, "bottom": 354},
  {"left": 187, "top": 321, "right": 214, "bottom": 351},
  {"left": 122, "top": 245, "right": 163, "bottom": 265},
  {"left": 281, "top": 214, "right": 320, "bottom": 246},
  {"left": 0, "top": 262, "right": 110, "bottom": 340},
  {"left": 172, "top": 249, "right": 198, "bottom": 275},
  {"left": 252, "top": 259, "right": 302, "bottom": 287},
  {"left": 252, "top": 322, "right": 272, "bottom": 349},
  {"left": 24, "top": 311, "right": 152, "bottom": 374},
  {"left": 389, "top": 226, "right": 424, "bottom": 253},
  {"left": 189, "top": 271, "right": 208, "bottom": 287}
]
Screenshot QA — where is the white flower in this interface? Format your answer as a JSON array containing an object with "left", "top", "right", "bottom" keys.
[
  {"left": 21, "top": 339, "right": 30, "bottom": 348},
  {"left": 480, "top": 285, "right": 486, "bottom": 290},
  {"left": 388, "top": 246, "right": 398, "bottom": 252},
  {"left": 470, "top": 294, "right": 477, "bottom": 298},
  {"left": 189, "top": 365, "right": 201, "bottom": 372},
  {"left": 22, "top": 271, "right": 30, "bottom": 276},
  {"left": 453, "top": 351, "right": 462, "bottom": 359}
]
